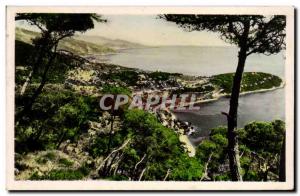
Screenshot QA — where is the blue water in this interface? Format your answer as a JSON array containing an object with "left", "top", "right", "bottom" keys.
[
  {"left": 105, "top": 46, "right": 285, "bottom": 78},
  {"left": 103, "top": 46, "right": 285, "bottom": 136},
  {"left": 174, "top": 88, "right": 285, "bottom": 137}
]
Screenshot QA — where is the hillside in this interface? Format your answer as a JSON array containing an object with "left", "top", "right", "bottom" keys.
[
  {"left": 15, "top": 27, "right": 115, "bottom": 56},
  {"left": 16, "top": 27, "right": 147, "bottom": 56},
  {"left": 74, "top": 35, "right": 147, "bottom": 50}
]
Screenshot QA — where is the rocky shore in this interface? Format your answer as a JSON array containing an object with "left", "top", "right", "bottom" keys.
[{"left": 156, "top": 109, "right": 196, "bottom": 157}]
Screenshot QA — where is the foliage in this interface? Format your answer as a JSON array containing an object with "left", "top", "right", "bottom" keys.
[
  {"left": 15, "top": 40, "right": 87, "bottom": 86},
  {"left": 89, "top": 109, "right": 203, "bottom": 181},
  {"left": 160, "top": 15, "right": 286, "bottom": 55},
  {"left": 35, "top": 152, "right": 56, "bottom": 164},
  {"left": 149, "top": 71, "right": 181, "bottom": 81},
  {"left": 103, "top": 70, "right": 139, "bottom": 86},
  {"left": 196, "top": 120, "right": 285, "bottom": 181},
  {"left": 172, "top": 85, "right": 214, "bottom": 94},
  {"left": 58, "top": 158, "right": 74, "bottom": 167},
  {"left": 15, "top": 89, "right": 101, "bottom": 153},
  {"left": 16, "top": 13, "right": 105, "bottom": 33},
  {"left": 211, "top": 72, "right": 282, "bottom": 93},
  {"left": 242, "top": 120, "right": 285, "bottom": 154},
  {"left": 30, "top": 168, "right": 87, "bottom": 180},
  {"left": 89, "top": 129, "right": 126, "bottom": 158},
  {"left": 161, "top": 14, "right": 286, "bottom": 181},
  {"left": 16, "top": 14, "right": 106, "bottom": 117},
  {"left": 14, "top": 14, "right": 287, "bottom": 182},
  {"left": 115, "top": 109, "right": 203, "bottom": 181},
  {"left": 196, "top": 126, "right": 229, "bottom": 180},
  {"left": 101, "top": 84, "right": 131, "bottom": 96}
]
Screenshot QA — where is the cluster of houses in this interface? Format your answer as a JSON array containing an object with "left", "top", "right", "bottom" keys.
[{"left": 134, "top": 73, "right": 182, "bottom": 91}]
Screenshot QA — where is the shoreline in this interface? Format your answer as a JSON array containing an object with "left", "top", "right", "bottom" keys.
[
  {"left": 81, "top": 58, "right": 285, "bottom": 158},
  {"left": 157, "top": 109, "right": 196, "bottom": 157},
  {"left": 181, "top": 81, "right": 285, "bottom": 106},
  {"left": 164, "top": 83, "right": 285, "bottom": 155}
]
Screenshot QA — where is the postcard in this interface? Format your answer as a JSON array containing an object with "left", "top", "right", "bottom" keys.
[{"left": 6, "top": 6, "right": 294, "bottom": 191}]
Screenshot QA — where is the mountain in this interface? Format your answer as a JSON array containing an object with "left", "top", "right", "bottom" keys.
[
  {"left": 15, "top": 28, "right": 115, "bottom": 56},
  {"left": 74, "top": 35, "right": 147, "bottom": 50},
  {"left": 15, "top": 27, "right": 40, "bottom": 44},
  {"left": 15, "top": 27, "right": 148, "bottom": 57}
]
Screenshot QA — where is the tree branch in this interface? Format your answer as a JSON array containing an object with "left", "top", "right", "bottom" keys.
[
  {"left": 200, "top": 152, "right": 213, "bottom": 181},
  {"left": 96, "top": 138, "right": 131, "bottom": 173},
  {"left": 134, "top": 154, "right": 147, "bottom": 170},
  {"left": 163, "top": 169, "right": 171, "bottom": 181},
  {"left": 138, "top": 167, "right": 147, "bottom": 181}
]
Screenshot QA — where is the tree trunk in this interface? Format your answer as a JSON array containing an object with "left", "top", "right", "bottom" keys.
[
  {"left": 56, "top": 131, "right": 67, "bottom": 149},
  {"left": 20, "top": 70, "right": 33, "bottom": 96},
  {"left": 200, "top": 152, "right": 213, "bottom": 181},
  {"left": 138, "top": 168, "right": 146, "bottom": 181},
  {"left": 226, "top": 21, "right": 250, "bottom": 181},
  {"left": 263, "top": 169, "right": 269, "bottom": 181},
  {"left": 279, "top": 135, "right": 286, "bottom": 181},
  {"left": 20, "top": 33, "right": 52, "bottom": 96},
  {"left": 95, "top": 139, "right": 131, "bottom": 177},
  {"left": 107, "top": 114, "right": 114, "bottom": 153},
  {"left": 163, "top": 169, "right": 171, "bottom": 181},
  {"left": 227, "top": 45, "right": 248, "bottom": 181},
  {"left": 134, "top": 154, "right": 146, "bottom": 170},
  {"left": 20, "top": 44, "right": 58, "bottom": 116}
]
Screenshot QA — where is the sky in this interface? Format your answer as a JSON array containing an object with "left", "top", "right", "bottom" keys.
[
  {"left": 86, "top": 15, "right": 229, "bottom": 46},
  {"left": 16, "top": 15, "right": 230, "bottom": 46}
]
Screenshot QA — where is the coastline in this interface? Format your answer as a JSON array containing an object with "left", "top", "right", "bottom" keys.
[
  {"left": 78, "top": 57, "right": 285, "bottom": 158},
  {"left": 165, "top": 83, "right": 285, "bottom": 156},
  {"left": 184, "top": 81, "right": 285, "bottom": 106},
  {"left": 157, "top": 109, "right": 196, "bottom": 157}
]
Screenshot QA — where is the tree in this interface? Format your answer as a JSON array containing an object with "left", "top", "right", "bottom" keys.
[
  {"left": 279, "top": 135, "right": 286, "bottom": 181},
  {"left": 98, "top": 85, "right": 131, "bottom": 176},
  {"left": 16, "top": 13, "right": 106, "bottom": 116},
  {"left": 120, "top": 109, "right": 203, "bottom": 181},
  {"left": 161, "top": 15, "right": 286, "bottom": 181},
  {"left": 196, "top": 120, "right": 285, "bottom": 181},
  {"left": 242, "top": 120, "right": 285, "bottom": 181},
  {"left": 101, "top": 85, "right": 131, "bottom": 153}
]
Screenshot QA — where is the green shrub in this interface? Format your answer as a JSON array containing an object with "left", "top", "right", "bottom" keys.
[
  {"left": 242, "top": 120, "right": 285, "bottom": 154},
  {"left": 210, "top": 72, "right": 282, "bottom": 93},
  {"left": 58, "top": 158, "right": 74, "bottom": 167},
  {"left": 44, "top": 152, "right": 56, "bottom": 160},
  {"left": 15, "top": 89, "right": 101, "bottom": 153},
  {"left": 103, "top": 70, "right": 139, "bottom": 86},
  {"left": 47, "top": 169, "right": 84, "bottom": 180},
  {"left": 149, "top": 71, "right": 181, "bottom": 81},
  {"left": 195, "top": 120, "right": 285, "bottom": 181},
  {"left": 29, "top": 164, "right": 91, "bottom": 180},
  {"left": 119, "top": 109, "right": 203, "bottom": 181}
]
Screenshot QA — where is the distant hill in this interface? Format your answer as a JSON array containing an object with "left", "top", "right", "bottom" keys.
[
  {"left": 74, "top": 35, "right": 147, "bottom": 50},
  {"left": 16, "top": 27, "right": 147, "bottom": 56},
  {"left": 15, "top": 27, "right": 115, "bottom": 56},
  {"left": 15, "top": 27, "right": 39, "bottom": 44}
]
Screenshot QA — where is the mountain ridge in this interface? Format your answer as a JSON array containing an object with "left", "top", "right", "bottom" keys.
[
  {"left": 15, "top": 27, "right": 148, "bottom": 56},
  {"left": 74, "top": 34, "right": 147, "bottom": 50}
]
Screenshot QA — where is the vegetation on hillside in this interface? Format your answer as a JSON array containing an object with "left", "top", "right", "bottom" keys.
[
  {"left": 74, "top": 34, "right": 147, "bottom": 50},
  {"left": 14, "top": 14, "right": 286, "bottom": 182},
  {"left": 162, "top": 14, "right": 286, "bottom": 181},
  {"left": 16, "top": 27, "right": 114, "bottom": 56},
  {"left": 211, "top": 72, "right": 283, "bottom": 94},
  {"left": 196, "top": 120, "right": 285, "bottom": 181}
]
